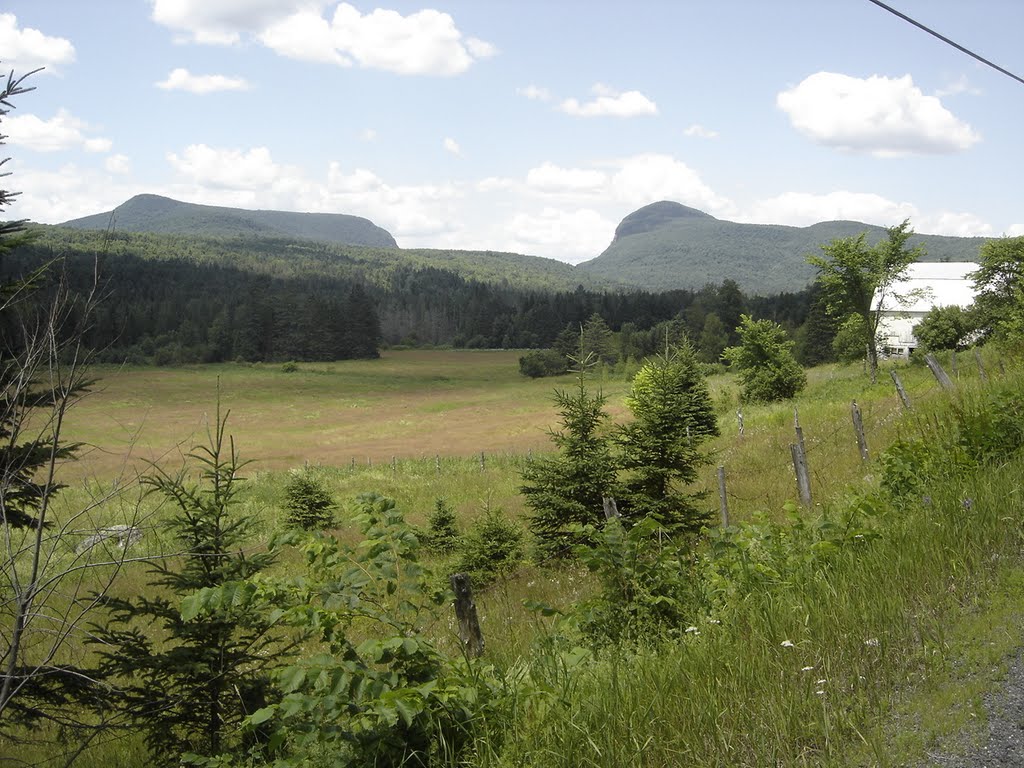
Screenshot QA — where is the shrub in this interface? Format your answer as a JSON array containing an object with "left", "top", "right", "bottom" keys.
[
  {"left": 422, "top": 498, "right": 461, "bottom": 554},
  {"left": 283, "top": 472, "right": 336, "bottom": 530},
  {"left": 281, "top": 361, "right": 299, "bottom": 373},
  {"left": 518, "top": 349, "right": 570, "bottom": 378},
  {"left": 723, "top": 315, "right": 806, "bottom": 402},
  {"left": 454, "top": 504, "right": 525, "bottom": 588}
]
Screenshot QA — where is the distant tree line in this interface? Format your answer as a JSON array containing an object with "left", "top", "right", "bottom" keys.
[{"left": 4, "top": 233, "right": 834, "bottom": 366}]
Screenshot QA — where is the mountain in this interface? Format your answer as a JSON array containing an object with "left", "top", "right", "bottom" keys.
[
  {"left": 60, "top": 194, "right": 398, "bottom": 248},
  {"left": 578, "top": 201, "right": 990, "bottom": 294}
]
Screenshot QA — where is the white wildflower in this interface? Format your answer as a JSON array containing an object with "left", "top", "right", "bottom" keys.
[
  {"left": 781, "top": 640, "right": 795, "bottom": 648},
  {"left": 815, "top": 679, "right": 827, "bottom": 685},
  {"left": 801, "top": 666, "right": 815, "bottom": 672},
  {"left": 815, "top": 690, "right": 825, "bottom": 695},
  {"left": 864, "top": 638, "right": 880, "bottom": 647},
  {"left": 685, "top": 626, "right": 699, "bottom": 634}
]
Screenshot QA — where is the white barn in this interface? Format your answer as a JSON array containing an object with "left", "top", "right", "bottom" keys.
[{"left": 873, "top": 262, "right": 978, "bottom": 357}]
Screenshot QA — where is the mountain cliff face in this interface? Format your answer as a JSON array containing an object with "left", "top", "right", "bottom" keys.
[
  {"left": 579, "top": 201, "right": 988, "bottom": 294},
  {"left": 60, "top": 194, "right": 398, "bottom": 248}
]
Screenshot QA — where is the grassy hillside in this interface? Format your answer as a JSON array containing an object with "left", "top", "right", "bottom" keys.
[
  {"left": 580, "top": 201, "right": 989, "bottom": 293},
  {"left": 60, "top": 193, "right": 398, "bottom": 248}
]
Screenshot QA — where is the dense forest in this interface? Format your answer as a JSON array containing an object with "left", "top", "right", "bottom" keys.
[{"left": 3, "top": 228, "right": 825, "bottom": 365}]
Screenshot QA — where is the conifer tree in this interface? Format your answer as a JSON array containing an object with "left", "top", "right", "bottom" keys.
[
  {"left": 90, "top": 407, "right": 283, "bottom": 765},
  {"left": 521, "top": 353, "right": 616, "bottom": 557},
  {"left": 613, "top": 343, "right": 719, "bottom": 534}
]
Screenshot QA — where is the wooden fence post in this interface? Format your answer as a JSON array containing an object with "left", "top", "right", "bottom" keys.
[
  {"left": 391, "top": 456, "right": 397, "bottom": 472},
  {"left": 602, "top": 496, "right": 621, "bottom": 520},
  {"left": 450, "top": 573, "right": 484, "bottom": 658},
  {"left": 717, "top": 466, "right": 730, "bottom": 527},
  {"left": 974, "top": 348, "right": 988, "bottom": 383},
  {"left": 791, "top": 442, "right": 812, "bottom": 507},
  {"left": 924, "top": 353, "right": 954, "bottom": 390},
  {"left": 435, "top": 454, "right": 441, "bottom": 475},
  {"left": 737, "top": 408, "right": 744, "bottom": 439},
  {"left": 350, "top": 456, "right": 355, "bottom": 471},
  {"left": 479, "top": 451, "right": 485, "bottom": 471},
  {"left": 890, "top": 369, "right": 911, "bottom": 410},
  {"left": 794, "top": 407, "right": 806, "bottom": 457},
  {"left": 851, "top": 400, "right": 869, "bottom": 462}
]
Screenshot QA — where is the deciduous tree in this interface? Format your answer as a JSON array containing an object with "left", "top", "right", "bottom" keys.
[{"left": 807, "top": 220, "right": 922, "bottom": 382}]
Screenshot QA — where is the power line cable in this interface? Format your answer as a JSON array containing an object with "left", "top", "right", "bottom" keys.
[{"left": 866, "top": 0, "right": 1024, "bottom": 87}]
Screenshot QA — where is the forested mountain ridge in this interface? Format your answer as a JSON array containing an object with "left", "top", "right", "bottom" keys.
[
  {"left": 60, "top": 193, "right": 398, "bottom": 248},
  {"left": 580, "top": 201, "right": 990, "bottom": 293}
]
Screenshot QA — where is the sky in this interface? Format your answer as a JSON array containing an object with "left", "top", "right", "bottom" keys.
[{"left": 2, "top": 0, "right": 1023, "bottom": 264}]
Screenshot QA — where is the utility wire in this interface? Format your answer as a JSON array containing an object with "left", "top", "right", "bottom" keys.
[{"left": 866, "top": 0, "right": 1024, "bottom": 87}]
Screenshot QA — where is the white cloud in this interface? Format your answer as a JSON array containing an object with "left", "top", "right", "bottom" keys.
[
  {"left": 477, "top": 176, "right": 514, "bottom": 192},
  {"left": 258, "top": 3, "right": 493, "bottom": 75},
  {"left": 916, "top": 211, "right": 992, "bottom": 238},
  {"left": 747, "top": 190, "right": 917, "bottom": 227},
  {"left": 507, "top": 207, "right": 614, "bottom": 263},
  {"left": 258, "top": 9, "right": 350, "bottom": 64},
  {"left": 443, "top": 137, "right": 461, "bottom": 155},
  {"left": 559, "top": 84, "right": 658, "bottom": 118},
  {"left": 156, "top": 67, "right": 251, "bottom": 93},
  {"left": 526, "top": 162, "right": 606, "bottom": 194},
  {"left": 684, "top": 123, "right": 718, "bottom": 139},
  {"left": 466, "top": 37, "right": 497, "bottom": 58},
  {"left": 105, "top": 154, "right": 131, "bottom": 174},
  {"left": 4, "top": 109, "right": 111, "bottom": 153},
  {"left": 0, "top": 14, "right": 75, "bottom": 73},
  {"left": 150, "top": 0, "right": 310, "bottom": 44},
  {"left": 6, "top": 164, "right": 142, "bottom": 223},
  {"left": 744, "top": 190, "right": 993, "bottom": 237},
  {"left": 935, "top": 74, "right": 980, "bottom": 98},
  {"left": 360, "top": 128, "right": 377, "bottom": 141},
  {"left": 517, "top": 84, "right": 551, "bottom": 101},
  {"left": 607, "top": 154, "right": 732, "bottom": 215},
  {"left": 1008, "top": 224, "right": 1024, "bottom": 237},
  {"left": 167, "top": 144, "right": 286, "bottom": 189},
  {"left": 777, "top": 72, "right": 980, "bottom": 157}
]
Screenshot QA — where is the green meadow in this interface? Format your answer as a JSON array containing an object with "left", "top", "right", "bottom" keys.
[{"left": 9, "top": 347, "right": 1024, "bottom": 766}]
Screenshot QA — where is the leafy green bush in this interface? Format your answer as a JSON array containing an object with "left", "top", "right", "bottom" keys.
[
  {"left": 518, "top": 349, "right": 569, "bottom": 378},
  {"left": 283, "top": 472, "right": 336, "bottom": 530},
  {"left": 454, "top": 504, "right": 525, "bottom": 588},
  {"left": 723, "top": 315, "right": 806, "bottom": 403},
  {"left": 421, "top": 498, "right": 461, "bottom": 554},
  {"left": 572, "top": 516, "right": 705, "bottom": 646},
  {"left": 280, "top": 361, "right": 299, "bottom": 373}
]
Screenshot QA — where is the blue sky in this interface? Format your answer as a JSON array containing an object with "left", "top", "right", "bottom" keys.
[{"left": 3, "top": 0, "right": 1023, "bottom": 263}]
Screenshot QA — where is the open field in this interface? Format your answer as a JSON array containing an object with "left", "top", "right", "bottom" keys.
[{"left": 61, "top": 348, "right": 978, "bottom": 528}]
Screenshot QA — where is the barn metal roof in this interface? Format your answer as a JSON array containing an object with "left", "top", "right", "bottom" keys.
[{"left": 872, "top": 261, "right": 978, "bottom": 314}]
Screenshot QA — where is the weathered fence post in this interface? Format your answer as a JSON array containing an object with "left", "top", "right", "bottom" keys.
[
  {"left": 367, "top": 456, "right": 372, "bottom": 468},
  {"left": 602, "top": 495, "right": 620, "bottom": 520},
  {"left": 479, "top": 451, "right": 485, "bottom": 472},
  {"left": 974, "top": 348, "right": 988, "bottom": 383},
  {"left": 794, "top": 407, "right": 806, "bottom": 457},
  {"left": 851, "top": 400, "right": 869, "bottom": 462},
  {"left": 450, "top": 573, "right": 484, "bottom": 658},
  {"left": 391, "top": 456, "right": 397, "bottom": 472},
  {"left": 435, "top": 454, "right": 441, "bottom": 475},
  {"left": 924, "top": 353, "right": 955, "bottom": 391},
  {"left": 890, "top": 369, "right": 911, "bottom": 410},
  {"left": 717, "top": 466, "right": 730, "bottom": 527},
  {"left": 737, "top": 408, "right": 744, "bottom": 439},
  {"left": 791, "top": 442, "right": 812, "bottom": 507},
  {"left": 350, "top": 456, "right": 356, "bottom": 471}
]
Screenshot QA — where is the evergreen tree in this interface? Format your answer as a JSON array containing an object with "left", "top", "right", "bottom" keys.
[
  {"left": 521, "top": 357, "right": 616, "bottom": 557},
  {"left": 697, "top": 313, "right": 729, "bottom": 363},
  {"left": 581, "top": 312, "right": 618, "bottom": 365},
  {"left": 90, "top": 408, "right": 283, "bottom": 765},
  {"left": 283, "top": 471, "right": 336, "bottom": 529},
  {"left": 613, "top": 344, "right": 718, "bottom": 534}
]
